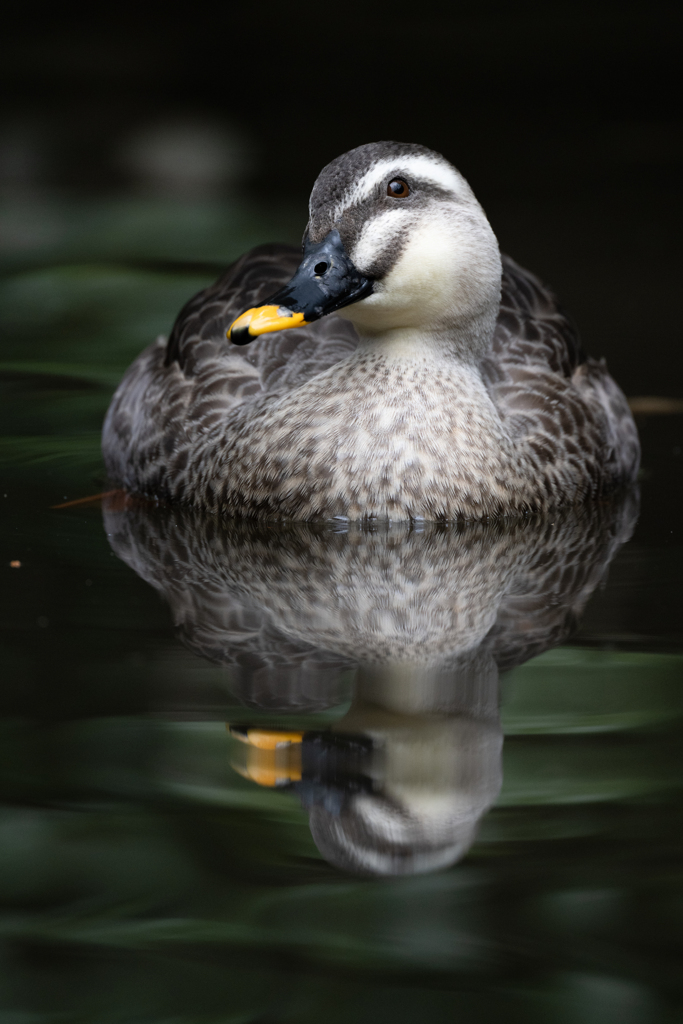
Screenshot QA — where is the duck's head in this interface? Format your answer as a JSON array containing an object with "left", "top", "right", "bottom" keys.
[{"left": 228, "top": 141, "right": 502, "bottom": 357}]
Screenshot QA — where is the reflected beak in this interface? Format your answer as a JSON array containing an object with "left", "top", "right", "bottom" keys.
[
  {"left": 229, "top": 726, "right": 304, "bottom": 788},
  {"left": 228, "top": 228, "right": 373, "bottom": 345},
  {"left": 227, "top": 725, "right": 375, "bottom": 797}
]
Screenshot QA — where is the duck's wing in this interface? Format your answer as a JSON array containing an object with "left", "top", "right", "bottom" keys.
[
  {"left": 103, "top": 243, "right": 359, "bottom": 490},
  {"left": 165, "top": 243, "right": 359, "bottom": 398},
  {"left": 482, "top": 254, "right": 586, "bottom": 404},
  {"left": 481, "top": 255, "right": 640, "bottom": 486}
]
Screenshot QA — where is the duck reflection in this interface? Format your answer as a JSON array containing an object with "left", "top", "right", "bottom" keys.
[
  {"left": 104, "top": 494, "right": 638, "bottom": 875},
  {"left": 229, "top": 655, "right": 502, "bottom": 876}
]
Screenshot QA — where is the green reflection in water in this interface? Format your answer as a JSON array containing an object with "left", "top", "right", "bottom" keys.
[{"left": 1, "top": 196, "right": 682, "bottom": 1023}]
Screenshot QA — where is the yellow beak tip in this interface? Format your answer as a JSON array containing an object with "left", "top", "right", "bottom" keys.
[{"left": 227, "top": 305, "right": 308, "bottom": 343}]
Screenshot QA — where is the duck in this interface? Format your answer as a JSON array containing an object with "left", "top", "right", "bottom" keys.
[{"left": 102, "top": 141, "right": 640, "bottom": 522}]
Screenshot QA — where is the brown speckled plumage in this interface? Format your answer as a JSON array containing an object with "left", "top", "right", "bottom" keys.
[{"left": 102, "top": 143, "right": 639, "bottom": 522}]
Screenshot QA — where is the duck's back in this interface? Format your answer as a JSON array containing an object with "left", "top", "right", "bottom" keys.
[
  {"left": 102, "top": 245, "right": 638, "bottom": 510},
  {"left": 482, "top": 257, "right": 639, "bottom": 488}
]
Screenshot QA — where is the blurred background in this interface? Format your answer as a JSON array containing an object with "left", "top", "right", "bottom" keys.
[{"left": 1, "top": 0, "right": 682, "bottom": 395}]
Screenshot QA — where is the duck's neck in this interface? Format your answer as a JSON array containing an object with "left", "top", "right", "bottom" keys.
[
  {"left": 350, "top": 305, "right": 499, "bottom": 366},
  {"left": 347, "top": 319, "right": 499, "bottom": 417},
  {"left": 354, "top": 328, "right": 473, "bottom": 365}
]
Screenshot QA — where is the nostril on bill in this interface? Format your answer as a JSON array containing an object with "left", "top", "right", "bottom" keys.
[{"left": 314, "top": 262, "right": 328, "bottom": 275}]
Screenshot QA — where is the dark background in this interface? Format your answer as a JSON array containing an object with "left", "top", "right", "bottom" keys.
[{"left": 1, "top": 0, "right": 682, "bottom": 396}]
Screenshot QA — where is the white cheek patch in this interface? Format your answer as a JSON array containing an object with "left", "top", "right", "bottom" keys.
[
  {"left": 380, "top": 217, "right": 462, "bottom": 314},
  {"left": 386, "top": 212, "right": 500, "bottom": 314},
  {"left": 333, "top": 155, "right": 466, "bottom": 221},
  {"left": 342, "top": 208, "right": 501, "bottom": 336},
  {"left": 351, "top": 208, "right": 411, "bottom": 272}
]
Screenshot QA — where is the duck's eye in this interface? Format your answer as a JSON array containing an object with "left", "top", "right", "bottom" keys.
[
  {"left": 387, "top": 179, "right": 409, "bottom": 198},
  {"left": 314, "top": 261, "right": 328, "bottom": 275}
]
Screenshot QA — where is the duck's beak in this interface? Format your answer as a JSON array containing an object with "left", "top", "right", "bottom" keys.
[{"left": 228, "top": 229, "right": 373, "bottom": 345}]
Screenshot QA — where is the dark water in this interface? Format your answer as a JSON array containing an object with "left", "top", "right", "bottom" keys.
[{"left": 1, "top": 198, "right": 683, "bottom": 1024}]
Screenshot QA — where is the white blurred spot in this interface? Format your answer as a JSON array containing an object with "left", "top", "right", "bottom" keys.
[{"left": 118, "top": 119, "right": 251, "bottom": 198}]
